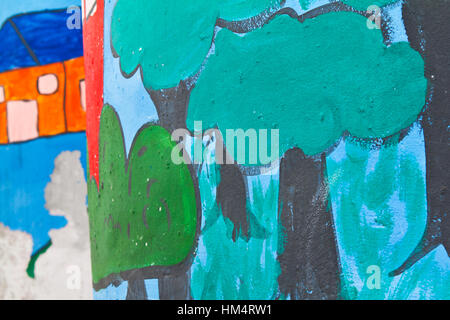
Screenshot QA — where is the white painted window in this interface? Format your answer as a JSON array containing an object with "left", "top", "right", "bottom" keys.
[
  {"left": 38, "top": 74, "right": 58, "bottom": 95},
  {"left": 7, "top": 100, "right": 39, "bottom": 143},
  {"left": 0, "top": 86, "right": 5, "bottom": 103},
  {"left": 79, "top": 79, "right": 86, "bottom": 111}
]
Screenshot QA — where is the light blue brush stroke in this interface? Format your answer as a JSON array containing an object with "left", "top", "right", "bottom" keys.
[
  {"left": 93, "top": 281, "right": 128, "bottom": 300},
  {"left": 103, "top": 0, "right": 158, "bottom": 154},
  {"left": 144, "top": 279, "right": 159, "bottom": 300},
  {"left": 384, "top": 0, "right": 408, "bottom": 43}
]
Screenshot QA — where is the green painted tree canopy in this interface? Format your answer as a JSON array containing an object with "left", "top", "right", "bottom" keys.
[
  {"left": 186, "top": 12, "right": 426, "bottom": 159},
  {"left": 111, "top": 0, "right": 282, "bottom": 90},
  {"left": 88, "top": 105, "right": 197, "bottom": 284}
]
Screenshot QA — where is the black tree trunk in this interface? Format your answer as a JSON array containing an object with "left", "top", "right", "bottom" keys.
[
  {"left": 149, "top": 83, "right": 199, "bottom": 299},
  {"left": 126, "top": 276, "right": 148, "bottom": 300},
  {"left": 390, "top": 0, "right": 449, "bottom": 276},
  {"left": 277, "top": 148, "right": 341, "bottom": 299},
  {"left": 158, "top": 271, "right": 191, "bottom": 300}
]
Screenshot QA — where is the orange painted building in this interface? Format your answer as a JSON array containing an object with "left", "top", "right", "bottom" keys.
[{"left": 0, "top": 57, "right": 86, "bottom": 144}]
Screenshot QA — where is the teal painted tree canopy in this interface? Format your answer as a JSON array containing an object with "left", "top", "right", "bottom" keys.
[
  {"left": 88, "top": 105, "right": 197, "bottom": 284},
  {"left": 186, "top": 12, "right": 427, "bottom": 159},
  {"left": 111, "top": 0, "right": 282, "bottom": 90}
]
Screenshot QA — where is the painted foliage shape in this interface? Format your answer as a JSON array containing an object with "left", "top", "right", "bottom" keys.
[
  {"left": 186, "top": 12, "right": 426, "bottom": 160},
  {"left": 88, "top": 105, "right": 197, "bottom": 285},
  {"left": 111, "top": 0, "right": 283, "bottom": 90}
]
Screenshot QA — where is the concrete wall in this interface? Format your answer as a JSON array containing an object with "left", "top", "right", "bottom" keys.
[
  {"left": 3, "top": 0, "right": 446, "bottom": 300},
  {"left": 0, "top": 0, "right": 92, "bottom": 299}
]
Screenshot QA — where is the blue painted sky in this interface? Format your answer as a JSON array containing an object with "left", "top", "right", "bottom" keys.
[
  {"left": 0, "top": 0, "right": 79, "bottom": 27},
  {"left": 0, "top": 133, "right": 87, "bottom": 254},
  {"left": 0, "top": 9, "right": 83, "bottom": 73},
  {"left": 0, "top": 0, "right": 84, "bottom": 256}
]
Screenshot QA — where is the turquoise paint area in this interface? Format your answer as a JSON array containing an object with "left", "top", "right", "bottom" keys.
[
  {"left": 327, "top": 124, "right": 450, "bottom": 299},
  {"left": 190, "top": 145, "right": 281, "bottom": 299},
  {"left": 388, "top": 245, "right": 450, "bottom": 300},
  {"left": 298, "top": 0, "right": 316, "bottom": 10},
  {"left": 111, "top": 0, "right": 218, "bottom": 90},
  {"left": 187, "top": 123, "right": 449, "bottom": 300},
  {"left": 187, "top": 12, "right": 426, "bottom": 161},
  {"left": 111, "top": 0, "right": 283, "bottom": 90}
]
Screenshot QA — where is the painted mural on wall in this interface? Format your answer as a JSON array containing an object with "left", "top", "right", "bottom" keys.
[
  {"left": 85, "top": 0, "right": 449, "bottom": 299},
  {"left": 0, "top": 0, "right": 92, "bottom": 299}
]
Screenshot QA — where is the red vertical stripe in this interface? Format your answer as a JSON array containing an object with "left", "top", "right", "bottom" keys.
[{"left": 83, "top": 0, "right": 104, "bottom": 185}]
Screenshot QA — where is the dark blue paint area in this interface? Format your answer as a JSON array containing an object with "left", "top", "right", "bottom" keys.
[
  {"left": 0, "top": 8, "right": 83, "bottom": 73},
  {"left": 0, "top": 20, "right": 37, "bottom": 72},
  {"left": 0, "top": 132, "right": 87, "bottom": 255}
]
